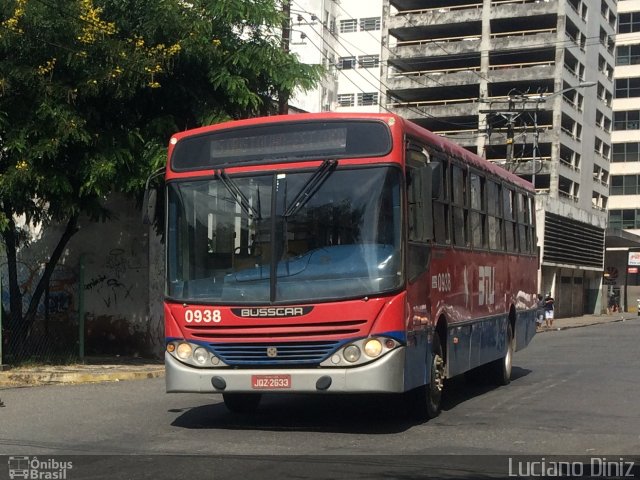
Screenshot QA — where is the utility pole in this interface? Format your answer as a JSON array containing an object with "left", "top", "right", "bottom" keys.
[
  {"left": 278, "top": 0, "right": 291, "bottom": 115},
  {"left": 483, "top": 82, "right": 596, "bottom": 185},
  {"left": 480, "top": 99, "right": 537, "bottom": 171}
]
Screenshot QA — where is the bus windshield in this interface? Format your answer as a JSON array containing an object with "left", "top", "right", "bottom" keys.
[{"left": 167, "top": 166, "right": 402, "bottom": 303}]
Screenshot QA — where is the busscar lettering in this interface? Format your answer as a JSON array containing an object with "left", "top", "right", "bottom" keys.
[{"left": 240, "top": 307, "right": 305, "bottom": 317}]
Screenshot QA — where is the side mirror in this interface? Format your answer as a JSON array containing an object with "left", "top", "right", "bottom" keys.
[{"left": 142, "top": 167, "right": 165, "bottom": 225}]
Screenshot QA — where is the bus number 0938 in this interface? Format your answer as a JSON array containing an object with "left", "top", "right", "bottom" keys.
[{"left": 184, "top": 309, "right": 222, "bottom": 323}]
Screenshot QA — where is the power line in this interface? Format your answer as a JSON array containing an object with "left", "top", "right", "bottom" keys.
[
  {"left": 323, "top": 0, "right": 451, "bottom": 88},
  {"left": 297, "top": 30, "right": 395, "bottom": 115},
  {"left": 294, "top": 22, "right": 482, "bottom": 128},
  {"left": 291, "top": 8, "right": 483, "bottom": 128}
]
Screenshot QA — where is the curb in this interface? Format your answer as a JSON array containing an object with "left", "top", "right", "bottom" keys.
[{"left": 0, "top": 368, "right": 165, "bottom": 387}]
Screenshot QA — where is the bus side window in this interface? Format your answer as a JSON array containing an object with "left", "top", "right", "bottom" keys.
[
  {"left": 406, "top": 145, "right": 431, "bottom": 282},
  {"left": 432, "top": 159, "right": 450, "bottom": 244},
  {"left": 470, "top": 172, "right": 487, "bottom": 249},
  {"left": 487, "top": 180, "right": 503, "bottom": 251},
  {"left": 406, "top": 150, "right": 430, "bottom": 243},
  {"left": 451, "top": 164, "right": 468, "bottom": 247}
]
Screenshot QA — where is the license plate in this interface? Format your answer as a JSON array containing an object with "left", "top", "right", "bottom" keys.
[{"left": 251, "top": 374, "right": 291, "bottom": 389}]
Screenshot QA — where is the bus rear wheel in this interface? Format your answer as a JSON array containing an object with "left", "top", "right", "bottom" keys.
[
  {"left": 488, "top": 323, "right": 514, "bottom": 386},
  {"left": 222, "top": 393, "right": 262, "bottom": 413}
]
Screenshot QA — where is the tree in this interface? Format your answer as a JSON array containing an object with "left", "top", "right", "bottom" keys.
[{"left": 0, "top": 0, "right": 321, "bottom": 355}]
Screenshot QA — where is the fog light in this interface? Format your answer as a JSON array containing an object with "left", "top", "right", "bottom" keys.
[
  {"left": 364, "top": 339, "right": 382, "bottom": 357},
  {"left": 385, "top": 338, "right": 395, "bottom": 349},
  {"left": 343, "top": 345, "right": 360, "bottom": 363},
  {"left": 211, "top": 355, "right": 220, "bottom": 366},
  {"left": 166, "top": 343, "right": 175, "bottom": 353},
  {"left": 193, "top": 347, "right": 208, "bottom": 365},
  {"left": 176, "top": 342, "right": 192, "bottom": 360}
]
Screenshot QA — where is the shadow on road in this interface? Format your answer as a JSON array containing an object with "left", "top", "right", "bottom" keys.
[
  {"left": 442, "top": 366, "right": 531, "bottom": 413},
  {"left": 170, "top": 366, "right": 531, "bottom": 433}
]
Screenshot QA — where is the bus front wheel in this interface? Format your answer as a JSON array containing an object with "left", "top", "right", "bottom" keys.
[
  {"left": 222, "top": 393, "right": 262, "bottom": 413},
  {"left": 408, "top": 333, "right": 445, "bottom": 420}
]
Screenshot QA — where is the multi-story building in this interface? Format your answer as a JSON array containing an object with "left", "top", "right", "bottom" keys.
[
  {"left": 607, "top": 0, "right": 640, "bottom": 312},
  {"left": 382, "top": 0, "right": 616, "bottom": 316},
  {"left": 288, "top": 0, "right": 341, "bottom": 112},
  {"left": 289, "top": 0, "right": 384, "bottom": 113}
]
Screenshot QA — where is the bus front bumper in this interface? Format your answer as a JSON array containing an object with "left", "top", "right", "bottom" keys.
[{"left": 165, "top": 347, "right": 406, "bottom": 394}]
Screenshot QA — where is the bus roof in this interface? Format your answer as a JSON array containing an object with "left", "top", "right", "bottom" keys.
[{"left": 169, "top": 112, "right": 534, "bottom": 193}]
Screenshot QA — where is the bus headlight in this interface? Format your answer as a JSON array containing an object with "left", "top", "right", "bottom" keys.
[
  {"left": 320, "top": 336, "right": 400, "bottom": 367},
  {"left": 364, "top": 338, "right": 383, "bottom": 358},
  {"left": 343, "top": 345, "right": 361, "bottom": 363},
  {"left": 193, "top": 347, "right": 209, "bottom": 365},
  {"left": 168, "top": 341, "right": 228, "bottom": 368},
  {"left": 176, "top": 342, "right": 193, "bottom": 360}
]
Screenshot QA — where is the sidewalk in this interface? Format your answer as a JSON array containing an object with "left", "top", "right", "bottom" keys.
[
  {"left": 0, "top": 356, "right": 165, "bottom": 388},
  {"left": 0, "top": 313, "right": 637, "bottom": 388},
  {"left": 539, "top": 311, "right": 638, "bottom": 332}
]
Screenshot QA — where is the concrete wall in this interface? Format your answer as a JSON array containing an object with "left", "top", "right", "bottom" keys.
[{"left": 1, "top": 194, "right": 164, "bottom": 358}]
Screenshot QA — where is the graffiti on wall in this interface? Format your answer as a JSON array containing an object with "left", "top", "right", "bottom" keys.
[
  {"left": 0, "top": 258, "right": 77, "bottom": 320},
  {"left": 84, "top": 247, "right": 144, "bottom": 308}
]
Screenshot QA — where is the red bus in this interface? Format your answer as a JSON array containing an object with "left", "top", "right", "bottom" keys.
[{"left": 160, "top": 112, "right": 538, "bottom": 419}]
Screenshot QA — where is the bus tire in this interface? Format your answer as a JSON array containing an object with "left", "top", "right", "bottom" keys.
[
  {"left": 407, "top": 333, "right": 445, "bottom": 420},
  {"left": 488, "top": 323, "right": 514, "bottom": 386},
  {"left": 222, "top": 393, "right": 262, "bottom": 413}
]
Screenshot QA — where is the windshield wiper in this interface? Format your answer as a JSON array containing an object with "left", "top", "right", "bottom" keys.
[
  {"left": 283, "top": 159, "right": 337, "bottom": 218},
  {"left": 217, "top": 170, "right": 261, "bottom": 220}
]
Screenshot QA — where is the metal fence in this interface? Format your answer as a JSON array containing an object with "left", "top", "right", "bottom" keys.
[{"left": 1, "top": 272, "right": 81, "bottom": 366}]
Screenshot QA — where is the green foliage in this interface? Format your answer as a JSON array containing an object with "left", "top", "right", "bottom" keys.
[
  {"left": 0, "top": 0, "right": 322, "bottom": 234},
  {"left": 0, "top": 0, "right": 322, "bottom": 331}
]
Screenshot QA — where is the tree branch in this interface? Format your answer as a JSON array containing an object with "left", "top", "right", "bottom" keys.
[{"left": 23, "top": 214, "right": 80, "bottom": 324}]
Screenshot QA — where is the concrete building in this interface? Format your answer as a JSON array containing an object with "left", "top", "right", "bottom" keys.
[
  {"left": 289, "top": 0, "right": 384, "bottom": 113},
  {"left": 607, "top": 0, "right": 640, "bottom": 313},
  {"left": 382, "top": 0, "right": 615, "bottom": 317}
]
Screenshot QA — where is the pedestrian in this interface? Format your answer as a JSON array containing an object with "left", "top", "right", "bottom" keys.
[
  {"left": 544, "top": 292, "right": 554, "bottom": 329},
  {"left": 607, "top": 293, "right": 618, "bottom": 314},
  {"left": 536, "top": 294, "right": 545, "bottom": 332}
]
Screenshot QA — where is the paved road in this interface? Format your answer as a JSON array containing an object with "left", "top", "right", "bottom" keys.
[{"left": 0, "top": 320, "right": 639, "bottom": 478}]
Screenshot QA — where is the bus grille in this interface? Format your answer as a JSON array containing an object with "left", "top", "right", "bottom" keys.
[
  {"left": 185, "top": 319, "right": 367, "bottom": 340},
  {"left": 209, "top": 341, "right": 342, "bottom": 366}
]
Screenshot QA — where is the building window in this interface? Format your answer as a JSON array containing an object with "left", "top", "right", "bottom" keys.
[
  {"left": 609, "top": 209, "right": 640, "bottom": 229},
  {"left": 612, "top": 142, "right": 640, "bottom": 162},
  {"left": 613, "top": 111, "right": 640, "bottom": 131},
  {"left": 360, "top": 17, "right": 381, "bottom": 31},
  {"left": 358, "top": 55, "right": 380, "bottom": 68},
  {"left": 337, "top": 56, "right": 356, "bottom": 70},
  {"left": 339, "top": 19, "right": 357, "bottom": 33},
  {"left": 337, "top": 94, "right": 354, "bottom": 107},
  {"left": 611, "top": 175, "right": 640, "bottom": 195},
  {"left": 618, "top": 12, "right": 640, "bottom": 34},
  {"left": 616, "top": 45, "right": 640, "bottom": 65},
  {"left": 615, "top": 77, "right": 640, "bottom": 98},
  {"left": 357, "top": 92, "right": 378, "bottom": 106}
]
